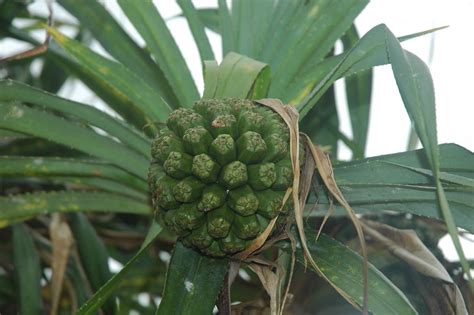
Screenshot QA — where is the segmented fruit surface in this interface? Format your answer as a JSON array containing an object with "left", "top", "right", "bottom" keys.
[{"left": 148, "top": 98, "right": 293, "bottom": 257}]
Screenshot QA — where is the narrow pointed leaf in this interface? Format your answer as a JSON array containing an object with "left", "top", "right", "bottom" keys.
[
  {"left": 281, "top": 232, "right": 418, "bottom": 315},
  {"left": 47, "top": 28, "right": 172, "bottom": 123},
  {"left": 0, "top": 138, "right": 83, "bottom": 157},
  {"left": 0, "top": 102, "right": 149, "bottom": 178},
  {"left": 202, "top": 60, "right": 219, "bottom": 99},
  {"left": 177, "top": 0, "right": 215, "bottom": 62},
  {"left": 50, "top": 48, "right": 151, "bottom": 131},
  {"left": 310, "top": 144, "right": 474, "bottom": 233},
  {"left": 0, "top": 129, "right": 27, "bottom": 139},
  {"left": 218, "top": 0, "right": 234, "bottom": 55},
  {"left": 0, "top": 191, "right": 150, "bottom": 223},
  {"left": 118, "top": 0, "right": 199, "bottom": 106},
  {"left": 57, "top": 0, "right": 178, "bottom": 105},
  {"left": 257, "top": 1, "right": 301, "bottom": 61},
  {"left": 385, "top": 28, "right": 472, "bottom": 285},
  {"left": 0, "top": 156, "right": 148, "bottom": 192},
  {"left": 341, "top": 24, "right": 372, "bottom": 158},
  {"left": 56, "top": 177, "right": 147, "bottom": 200},
  {"left": 157, "top": 242, "right": 229, "bottom": 315},
  {"left": 232, "top": 0, "right": 275, "bottom": 57},
  {"left": 69, "top": 213, "right": 114, "bottom": 314},
  {"left": 0, "top": 80, "right": 151, "bottom": 157},
  {"left": 294, "top": 25, "right": 446, "bottom": 115},
  {"left": 12, "top": 223, "right": 45, "bottom": 315},
  {"left": 38, "top": 55, "right": 69, "bottom": 93},
  {"left": 246, "top": 0, "right": 277, "bottom": 57},
  {"left": 77, "top": 221, "right": 162, "bottom": 315},
  {"left": 268, "top": 0, "right": 368, "bottom": 95},
  {"left": 300, "top": 86, "right": 340, "bottom": 156}
]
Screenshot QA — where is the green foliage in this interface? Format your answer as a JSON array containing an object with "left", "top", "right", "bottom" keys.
[{"left": 0, "top": 0, "right": 472, "bottom": 314}]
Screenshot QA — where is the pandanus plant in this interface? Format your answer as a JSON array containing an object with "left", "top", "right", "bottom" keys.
[{"left": 0, "top": 0, "right": 472, "bottom": 314}]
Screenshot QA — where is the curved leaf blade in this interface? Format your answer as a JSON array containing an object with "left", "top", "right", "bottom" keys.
[
  {"left": 0, "top": 102, "right": 149, "bottom": 178},
  {"left": 69, "top": 213, "right": 114, "bottom": 314},
  {"left": 202, "top": 60, "right": 219, "bottom": 99},
  {"left": 294, "top": 25, "right": 447, "bottom": 116},
  {"left": 0, "top": 156, "right": 148, "bottom": 192},
  {"left": 56, "top": 177, "right": 147, "bottom": 200},
  {"left": 268, "top": 0, "right": 368, "bottom": 95},
  {"left": 300, "top": 86, "right": 340, "bottom": 156},
  {"left": 385, "top": 28, "right": 472, "bottom": 286},
  {"left": 118, "top": 0, "right": 199, "bottom": 106},
  {"left": 177, "top": 0, "right": 215, "bottom": 62},
  {"left": 57, "top": 0, "right": 179, "bottom": 105},
  {"left": 157, "top": 242, "right": 229, "bottom": 315},
  {"left": 0, "top": 191, "right": 150, "bottom": 224},
  {"left": 310, "top": 144, "right": 474, "bottom": 233},
  {"left": 341, "top": 24, "right": 373, "bottom": 158},
  {"left": 218, "top": 0, "right": 235, "bottom": 55},
  {"left": 77, "top": 221, "right": 162, "bottom": 315},
  {"left": 280, "top": 232, "right": 418, "bottom": 315},
  {"left": 214, "top": 52, "right": 270, "bottom": 99},
  {"left": 0, "top": 80, "right": 151, "bottom": 157},
  {"left": 12, "top": 223, "right": 45, "bottom": 315},
  {"left": 47, "top": 28, "right": 172, "bottom": 123}
]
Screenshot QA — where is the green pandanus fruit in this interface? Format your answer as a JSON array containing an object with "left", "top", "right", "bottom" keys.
[{"left": 148, "top": 98, "right": 294, "bottom": 257}]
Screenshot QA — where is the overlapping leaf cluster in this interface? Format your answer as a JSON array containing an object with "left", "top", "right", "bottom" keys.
[{"left": 0, "top": 0, "right": 472, "bottom": 314}]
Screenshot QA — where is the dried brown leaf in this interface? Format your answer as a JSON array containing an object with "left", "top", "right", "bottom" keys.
[
  {"left": 302, "top": 135, "right": 369, "bottom": 314},
  {"left": 362, "top": 219, "right": 468, "bottom": 315},
  {"left": 49, "top": 213, "right": 74, "bottom": 315}
]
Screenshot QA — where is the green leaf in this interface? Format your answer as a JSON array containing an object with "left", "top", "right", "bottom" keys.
[
  {"left": 37, "top": 55, "right": 69, "bottom": 93},
  {"left": 267, "top": 0, "right": 368, "bottom": 96},
  {"left": 310, "top": 144, "right": 474, "bottom": 233},
  {"left": 49, "top": 48, "right": 151, "bottom": 132},
  {"left": 0, "top": 156, "right": 148, "bottom": 192},
  {"left": 157, "top": 242, "right": 229, "bottom": 315},
  {"left": 177, "top": 0, "right": 215, "bottom": 62},
  {"left": 77, "top": 221, "right": 162, "bottom": 315},
  {"left": 213, "top": 52, "right": 270, "bottom": 99},
  {"left": 0, "top": 80, "right": 151, "bottom": 157},
  {"left": 118, "top": 0, "right": 199, "bottom": 106},
  {"left": 231, "top": 0, "right": 274, "bottom": 57},
  {"left": 218, "top": 0, "right": 235, "bottom": 55},
  {"left": 385, "top": 28, "right": 472, "bottom": 286},
  {"left": 12, "top": 223, "right": 45, "bottom": 315},
  {"left": 0, "top": 138, "right": 83, "bottom": 157},
  {"left": 69, "top": 213, "right": 115, "bottom": 314},
  {"left": 294, "top": 25, "right": 446, "bottom": 116},
  {"left": 202, "top": 60, "right": 219, "bottom": 99},
  {"left": 300, "top": 86, "right": 340, "bottom": 156},
  {"left": 0, "top": 102, "right": 149, "bottom": 179},
  {"left": 0, "top": 191, "right": 150, "bottom": 224},
  {"left": 0, "top": 129, "right": 27, "bottom": 139},
  {"left": 296, "top": 24, "right": 387, "bottom": 117},
  {"left": 256, "top": 0, "right": 301, "bottom": 61},
  {"left": 339, "top": 143, "right": 474, "bottom": 178},
  {"left": 56, "top": 177, "right": 147, "bottom": 200},
  {"left": 5, "top": 22, "right": 133, "bottom": 125},
  {"left": 341, "top": 24, "right": 372, "bottom": 158},
  {"left": 386, "top": 163, "right": 474, "bottom": 188},
  {"left": 385, "top": 32, "right": 438, "bottom": 174},
  {"left": 47, "top": 28, "right": 172, "bottom": 123},
  {"left": 57, "top": 0, "right": 179, "bottom": 105},
  {"left": 185, "top": 8, "right": 220, "bottom": 34},
  {"left": 280, "top": 232, "right": 418, "bottom": 315}
]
